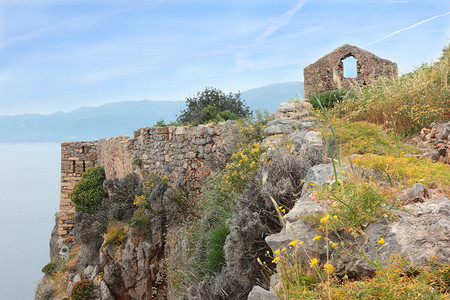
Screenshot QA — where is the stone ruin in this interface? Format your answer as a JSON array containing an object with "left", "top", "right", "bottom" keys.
[{"left": 303, "top": 44, "right": 398, "bottom": 99}]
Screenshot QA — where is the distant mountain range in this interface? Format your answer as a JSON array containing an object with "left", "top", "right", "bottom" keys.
[{"left": 0, "top": 82, "right": 303, "bottom": 143}]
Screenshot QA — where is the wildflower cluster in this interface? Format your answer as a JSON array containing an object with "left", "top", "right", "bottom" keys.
[
  {"left": 313, "top": 180, "right": 391, "bottom": 231},
  {"left": 133, "top": 170, "right": 169, "bottom": 208},
  {"left": 231, "top": 111, "right": 269, "bottom": 153},
  {"left": 265, "top": 234, "right": 336, "bottom": 298},
  {"left": 220, "top": 142, "right": 267, "bottom": 194}
]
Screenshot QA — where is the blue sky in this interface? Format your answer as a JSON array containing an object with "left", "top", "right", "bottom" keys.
[{"left": 0, "top": 0, "right": 449, "bottom": 115}]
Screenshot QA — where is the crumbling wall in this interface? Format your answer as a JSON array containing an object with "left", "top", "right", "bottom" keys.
[
  {"left": 59, "top": 141, "right": 98, "bottom": 236},
  {"left": 304, "top": 44, "right": 398, "bottom": 99},
  {"left": 58, "top": 122, "right": 234, "bottom": 237}
]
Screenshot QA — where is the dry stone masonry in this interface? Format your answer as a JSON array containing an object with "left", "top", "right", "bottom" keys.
[
  {"left": 304, "top": 44, "right": 398, "bottom": 99},
  {"left": 58, "top": 123, "right": 234, "bottom": 237}
]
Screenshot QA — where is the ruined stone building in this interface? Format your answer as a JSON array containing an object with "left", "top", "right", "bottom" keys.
[{"left": 303, "top": 44, "right": 398, "bottom": 99}]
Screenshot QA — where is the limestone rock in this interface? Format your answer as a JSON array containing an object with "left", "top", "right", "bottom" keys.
[
  {"left": 284, "top": 199, "right": 325, "bottom": 223},
  {"left": 247, "top": 286, "right": 279, "bottom": 300}
]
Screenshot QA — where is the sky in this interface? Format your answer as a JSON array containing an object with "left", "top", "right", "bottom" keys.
[{"left": 0, "top": 0, "right": 449, "bottom": 115}]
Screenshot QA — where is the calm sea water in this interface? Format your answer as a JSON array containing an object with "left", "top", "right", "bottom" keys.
[{"left": 0, "top": 143, "right": 60, "bottom": 300}]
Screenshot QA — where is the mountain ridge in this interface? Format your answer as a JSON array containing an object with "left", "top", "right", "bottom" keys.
[{"left": 0, "top": 82, "right": 303, "bottom": 142}]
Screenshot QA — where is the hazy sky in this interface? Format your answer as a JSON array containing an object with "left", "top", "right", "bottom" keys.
[{"left": 0, "top": 0, "right": 449, "bottom": 115}]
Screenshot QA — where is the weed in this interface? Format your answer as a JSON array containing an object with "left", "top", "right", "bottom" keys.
[{"left": 102, "top": 224, "right": 128, "bottom": 247}]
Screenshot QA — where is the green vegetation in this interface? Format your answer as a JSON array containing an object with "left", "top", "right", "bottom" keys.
[
  {"left": 41, "top": 261, "right": 60, "bottom": 276},
  {"left": 132, "top": 158, "right": 142, "bottom": 170},
  {"left": 177, "top": 87, "right": 251, "bottom": 124},
  {"left": 70, "top": 167, "right": 106, "bottom": 213},
  {"left": 312, "top": 181, "right": 391, "bottom": 231},
  {"left": 102, "top": 224, "right": 128, "bottom": 247},
  {"left": 310, "top": 89, "right": 356, "bottom": 110},
  {"left": 70, "top": 279, "right": 96, "bottom": 300},
  {"left": 330, "top": 118, "right": 420, "bottom": 156},
  {"left": 352, "top": 154, "right": 450, "bottom": 192}
]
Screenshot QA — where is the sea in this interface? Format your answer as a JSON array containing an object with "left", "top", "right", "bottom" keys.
[{"left": 0, "top": 143, "right": 61, "bottom": 300}]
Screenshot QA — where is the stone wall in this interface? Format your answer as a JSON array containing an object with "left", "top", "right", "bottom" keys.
[
  {"left": 59, "top": 141, "right": 98, "bottom": 236},
  {"left": 58, "top": 122, "right": 234, "bottom": 237},
  {"left": 304, "top": 44, "right": 397, "bottom": 99}
]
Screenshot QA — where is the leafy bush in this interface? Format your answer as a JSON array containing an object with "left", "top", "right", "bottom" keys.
[
  {"left": 177, "top": 87, "right": 251, "bottom": 124},
  {"left": 102, "top": 224, "right": 128, "bottom": 247},
  {"left": 70, "top": 279, "right": 96, "bottom": 300},
  {"left": 70, "top": 167, "right": 106, "bottom": 213},
  {"left": 41, "top": 261, "right": 59, "bottom": 276}
]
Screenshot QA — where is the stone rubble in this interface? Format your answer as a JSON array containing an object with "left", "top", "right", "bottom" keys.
[{"left": 415, "top": 122, "right": 450, "bottom": 164}]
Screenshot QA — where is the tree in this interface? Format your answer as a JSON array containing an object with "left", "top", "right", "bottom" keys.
[{"left": 177, "top": 87, "right": 251, "bottom": 124}]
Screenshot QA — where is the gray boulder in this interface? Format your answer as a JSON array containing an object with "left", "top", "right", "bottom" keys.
[{"left": 247, "top": 286, "right": 279, "bottom": 300}]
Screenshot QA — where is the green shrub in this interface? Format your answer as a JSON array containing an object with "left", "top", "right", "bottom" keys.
[
  {"left": 177, "top": 87, "right": 251, "bottom": 124},
  {"left": 41, "top": 261, "right": 59, "bottom": 276},
  {"left": 310, "top": 89, "right": 354, "bottom": 110},
  {"left": 70, "top": 167, "right": 106, "bottom": 213},
  {"left": 129, "top": 207, "right": 152, "bottom": 231},
  {"left": 70, "top": 279, "right": 96, "bottom": 300}
]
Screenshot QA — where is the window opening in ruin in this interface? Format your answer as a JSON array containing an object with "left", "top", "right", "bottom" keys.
[
  {"left": 81, "top": 146, "right": 85, "bottom": 153},
  {"left": 342, "top": 56, "right": 357, "bottom": 78},
  {"left": 83, "top": 161, "right": 86, "bottom": 173},
  {"left": 72, "top": 160, "right": 76, "bottom": 173}
]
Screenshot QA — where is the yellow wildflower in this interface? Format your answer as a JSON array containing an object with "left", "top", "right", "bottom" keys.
[
  {"left": 310, "top": 258, "right": 318, "bottom": 267},
  {"left": 298, "top": 241, "right": 304, "bottom": 245},
  {"left": 281, "top": 247, "right": 286, "bottom": 252},
  {"left": 274, "top": 249, "right": 280, "bottom": 254},
  {"left": 333, "top": 215, "right": 338, "bottom": 219},
  {"left": 257, "top": 257, "right": 261, "bottom": 264},
  {"left": 320, "top": 215, "right": 330, "bottom": 224},
  {"left": 332, "top": 242, "right": 337, "bottom": 248},
  {"left": 288, "top": 240, "right": 298, "bottom": 247},
  {"left": 272, "top": 257, "right": 280, "bottom": 263},
  {"left": 323, "top": 263, "right": 334, "bottom": 274},
  {"left": 313, "top": 235, "right": 322, "bottom": 241},
  {"left": 377, "top": 238, "right": 385, "bottom": 245}
]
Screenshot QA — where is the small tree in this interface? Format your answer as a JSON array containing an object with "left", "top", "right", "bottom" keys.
[{"left": 177, "top": 87, "right": 251, "bottom": 124}]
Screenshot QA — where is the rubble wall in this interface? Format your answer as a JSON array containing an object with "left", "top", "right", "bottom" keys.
[{"left": 58, "top": 122, "right": 234, "bottom": 236}]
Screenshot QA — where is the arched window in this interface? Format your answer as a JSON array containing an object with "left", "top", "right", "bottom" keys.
[{"left": 342, "top": 56, "right": 357, "bottom": 78}]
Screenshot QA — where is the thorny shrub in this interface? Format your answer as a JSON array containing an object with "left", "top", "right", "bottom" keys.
[{"left": 70, "top": 279, "right": 96, "bottom": 300}]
